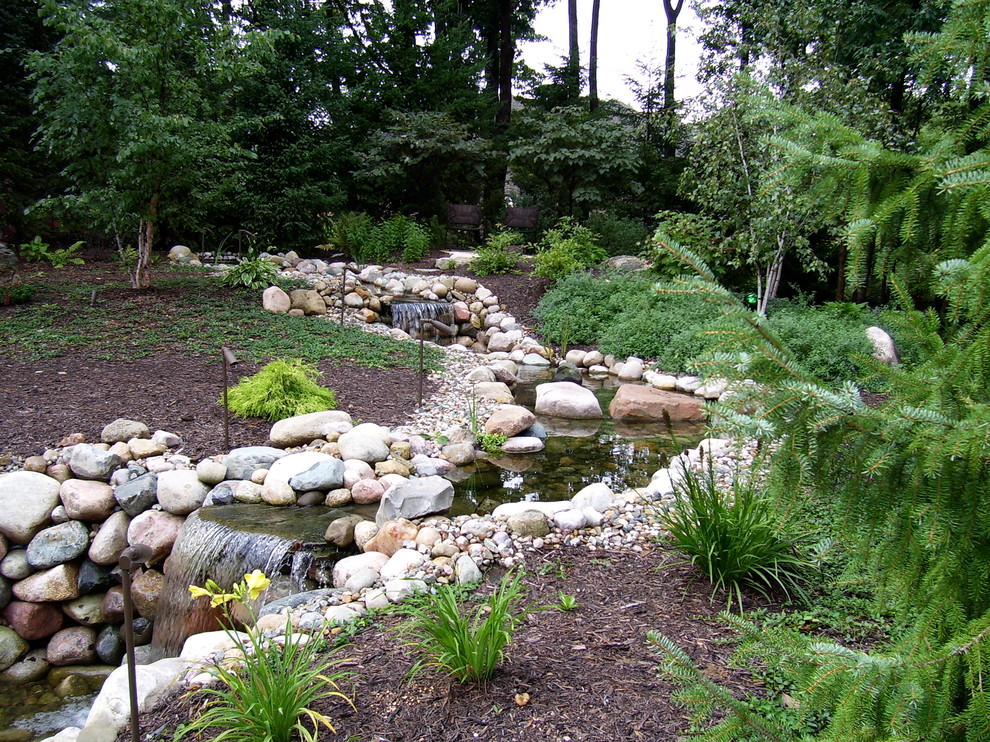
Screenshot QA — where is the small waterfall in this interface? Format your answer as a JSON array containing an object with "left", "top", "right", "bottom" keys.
[
  {"left": 390, "top": 300, "right": 454, "bottom": 342},
  {"left": 151, "top": 509, "right": 321, "bottom": 659}
]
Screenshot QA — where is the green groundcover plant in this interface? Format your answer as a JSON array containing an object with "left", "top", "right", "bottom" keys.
[
  {"left": 224, "top": 358, "right": 336, "bottom": 421},
  {"left": 219, "top": 253, "right": 281, "bottom": 290},
  {"left": 396, "top": 570, "right": 539, "bottom": 684},
  {"left": 176, "top": 571, "right": 354, "bottom": 742}
]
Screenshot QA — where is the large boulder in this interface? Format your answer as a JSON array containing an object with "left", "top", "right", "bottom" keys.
[
  {"left": 288, "top": 459, "right": 345, "bottom": 492},
  {"left": 331, "top": 552, "right": 389, "bottom": 588},
  {"left": 337, "top": 431, "right": 390, "bottom": 464},
  {"left": 262, "top": 285, "right": 291, "bottom": 314},
  {"left": 472, "top": 382, "right": 514, "bottom": 404},
  {"left": 608, "top": 384, "right": 706, "bottom": 422},
  {"left": 289, "top": 288, "right": 326, "bottom": 315},
  {"left": 484, "top": 405, "right": 535, "bottom": 437},
  {"left": 86, "top": 657, "right": 192, "bottom": 732},
  {"left": 0, "top": 472, "right": 61, "bottom": 544},
  {"left": 534, "top": 382, "right": 603, "bottom": 419},
  {"left": 376, "top": 476, "right": 454, "bottom": 526},
  {"left": 866, "top": 326, "right": 899, "bottom": 365},
  {"left": 269, "top": 410, "right": 353, "bottom": 448}
]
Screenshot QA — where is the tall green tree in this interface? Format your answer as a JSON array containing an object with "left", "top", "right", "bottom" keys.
[{"left": 30, "top": 0, "right": 271, "bottom": 287}]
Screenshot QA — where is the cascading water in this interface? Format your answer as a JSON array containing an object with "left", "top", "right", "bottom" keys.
[
  {"left": 390, "top": 299, "right": 454, "bottom": 342},
  {"left": 150, "top": 506, "right": 347, "bottom": 659}
]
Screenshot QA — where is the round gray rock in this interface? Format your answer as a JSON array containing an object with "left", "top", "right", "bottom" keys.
[
  {"left": 0, "top": 471, "right": 61, "bottom": 544},
  {"left": 26, "top": 521, "right": 90, "bottom": 569},
  {"left": 156, "top": 470, "right": 209, "bottom": 515},
  {"left": 224, "top": 446, "right": 288, "bottom": 480},
  {"left": 0, "top": 625, "right": 29, "bottom": 672},
  {"left": 68, "top": 444, "right": 121, "bottom": 481},
  {"left": 101, "top": 419, "right": 151, "bottom": 444}
]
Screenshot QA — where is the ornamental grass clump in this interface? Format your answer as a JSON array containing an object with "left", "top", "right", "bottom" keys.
[
  {"left": 397, "top": 570, "right": 538, "bottom": 684},
  {"left": 660, "top": 460, "right": 811, "bottom": 611},
  {"left": 176, "top": 570, "right": 354, "bottom": 742},
  {"left": 224, "top": 358, "right": 336, "bottom": 421}
]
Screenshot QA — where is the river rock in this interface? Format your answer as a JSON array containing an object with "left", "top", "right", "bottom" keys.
[
  {"left": 375, "top": 458, "right": 411, "bottom": 477},
  {"left": 195, "top": 459, "right": 227, "bottom": 486},
  {"left": 88, "top": 511, "right": 131, "bottom": 566},
  {"left": 262, "top": 285, "right": 291, "bottom": 313},
  {"left": 26, "top": 520, "right": 89, "bottom": 569},
  {"left": 131, "top": 569, "right": 165, "bottom": 617},
  {"left": 376, "top": 476, "right": 454, "bottom": 526},
  {"left": 866, "top": 326, "right": 899, "bottom": 365},
  {"left": 332, "top": 552, "right": 389, "bottom": 588},
  {"left": 324, "top": 515, "right": 365, "bottom": 547},
  {"left": 96, "top": 626, "right": 125, "bottom": 665},
  {"left": 472, "top": 381, "right": 514, "bottom": 403},
  {"left": 68, "top": 445, "right": 121, "bottom": 481},
  {"left": 454, "top": 554, "right": 483, "bottom": 584},
  {"left": 553, "top": 508, "right": 588, "bottom": 531},
  {"left": 13, "top": 564, "right": 80, "bottom": 602},
  {"left": 554, "top": 362, "right": 583, "bottom": 384},
  {"left": 1, "top": 550, "right": 33, "bottom": 580},
  {"left": 501, "top": 437, "right": 545, "bottom": 454},
  {"left": 224, "top": 446, "right": 287, "bottom": 480},
  {"left": 156, "top": 470, "right": 209, "bottom": 515},
  {"left": 571, "top": 482, "right": 615, "bottom": 512},
  {"left": 351, "top": 479, "right": 385, "bottom": 505},
  {"left": 492, "top": 501, "right": 571, "bottom": 519},
  {"left": 23, "top": 456, "right": 48, "bottom": 473},
  {"left": 535, "top": 382, "right": 603, "bottom": 419},
  {"left": 0, "top": 626, "right": 29, "bottom": 672},
  {"left": 204, "top": 480, "right": 236, "bottom": 506},
  {"left": 465, "top": 366, "right": 497, "bottom": 384},
  {"left": 0, "top": 471, "right": 61, "bottom": 544},
  {"left": 364, "top": 518, "right": 419, "bottom": 556},
  {"left": 101, "top": 587, "right": 125, "bottom": 624},
  {"left": 324, "top": 488, "right": 352, "bottom": 507},
  {"left": 410, "top": 455, "right": 454, "bottom": 477},
  {"left": 608, "top": 384, "right": 705, "bottom": 422},
  {"left": 338, "top": 431, "right": 390, "bottom": 464},
  {"left": 505, "top": 511, "right": 550, "bottom": 538},
  {"left": 62, "top": 593, "right": 105, "bottom": 625},
  {"left": 675, "top": 375, "right": 702, "bottom": 393},
  {"left": 47, "top": 626, "right": 97, "bottom": 666},
  {"left": 380, "top": 549, "right": 428, "bottom": 582},
  {"left": 126, "top": 510, "right": 184, "bottom": 564},
  {"left": 0, "top": 575, "right": 9, "bottom": 610},
  {"left": 59, "top": 479, "right": 115, "bottom": 522},
  {"left": 101, "top": 419, "right": 150, "bottom": 444},
  {"left": 270, "top": 410, "right": 353, "bottom": 448},
  {"left": 3, "top": 601, "right": 64, "bottom": 640},
  {"left": 644, "top": 370, "right": 678, "bottom": 390},
  {"left": 262, "top": 479, "right": 296, "bottom": 506},
  {"left": 86, "top": 657, "right": 192, "bottom": 731},
  {"left": 128, "top": 438, "right": 167, "bottom": 459},
  {"left": 353, "top": 521, "right": 379, "bottom": 550},
  {"left": 289, "top": 288, "right": 326, "bottom": 315},
  {"left": 2, "top": 648, "right": 49, "bottom": 682},
  {"left": 441, "top": 443, "right": 475, "bottom": 465},
  {"left": 77, "top": 559, "right": 115, "bottom": 594},
  {"left": 232, "top": 481, "right": 264, "bottom": 503},
  {"left": 484, "top": 405, "right": 535, "bottom": 437}
]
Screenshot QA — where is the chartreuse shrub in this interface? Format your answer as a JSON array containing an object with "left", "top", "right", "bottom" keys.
[
  {"left": 224, "top": 359, "right": 336, "bottom": 421},
  {"left": 397, "top": 570, "right": 539, "bottom": 683},
  {"left": 646, "top": 233, "right": 990, "bottom": 741},
  {"left": 176, "top": 571, "right": 353, "bottom": 742}
]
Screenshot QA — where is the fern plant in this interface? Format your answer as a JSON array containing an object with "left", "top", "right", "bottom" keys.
[{"left": 224, "top": 358, "right": 336, "bottom": 421}]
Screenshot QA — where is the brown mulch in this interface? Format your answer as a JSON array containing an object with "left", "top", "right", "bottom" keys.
[{"left": 134, "top": 546, "right": 763, "bottom": 742}]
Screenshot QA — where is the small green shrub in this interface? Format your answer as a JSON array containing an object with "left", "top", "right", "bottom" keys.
[
  {"left": 533, "top": 218, "right": 607, "bottom": 281},
  {"left": 177, "top": 571, "right": 353, "bottom": 742},
  {"left": 397, "top": 570, "right": 537, "bottom": 683},
  {"left": 660, "top": 461, "right": 811, "bottom": 611},
  {"left": 556, "top": 592, "right": 578, "bottom": 611},
  {"left": 20, "top": 236, "right": 85, "bottom": 268},
  {"left": 220, "top": 254, "right": 281, "bottom": 290},
  {"left": 471, "top": 231, "right": 524, "bottom": 276},
  {"left": 476, "top": 432, "right": 507, "bottom": 454},
  {"left": 224, "top": 358, "right": 337, "bottom": 421},
  {"left": 1, "top": 283, "right": 35, "bottom": 305},
  {"left": 585, "top": 212, "right": 650, "bottom": 256}
]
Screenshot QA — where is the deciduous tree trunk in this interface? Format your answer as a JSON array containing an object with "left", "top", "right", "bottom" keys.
[
  {"left": 662, "top": 0, "right": 683, "bottom": 111},
  {"left": 133, "top": 187, "right": 159, "bottom": 289},
  {"left": 589, "top": 0, "right": 601, "bottom": 111},
  {"left": 566, "top": 0, "right": 580, "bottom": 102}
]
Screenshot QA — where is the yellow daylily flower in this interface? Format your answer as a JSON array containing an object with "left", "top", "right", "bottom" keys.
[
  {"left": 188, "top": 584, "right": 213, "bottom": 600},
  {"left": 243, "top": 570, "right": 271, "bottom": 601},
  {"left": 210, "top": 592, "right": 237, "bottom": 608}
]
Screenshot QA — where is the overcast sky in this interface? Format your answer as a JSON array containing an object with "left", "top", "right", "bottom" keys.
[{"left": 519, "top": 0, "right": 706, "bottom": 107}]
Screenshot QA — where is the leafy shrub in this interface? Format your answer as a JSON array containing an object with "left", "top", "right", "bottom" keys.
[
  {"left": 318, "top": 212, "right": 376, "bottom": 265},
  {"left": 220, "top": 254, "right": 281, "bottom": 290},
  {"left": 660, "top": 462, "right": 811, "bottom": 611},
  {"left": 224, "top": 359, "right": 337, "bottom": 421},
  {"left": 177, "top": 571, "right": 353, "bottom": 742},
  {"left": 585, "top": 212, "right": 651, "bottom": 256},
  {"left": 471, "top": 232, "right": 523, "bottom": 276},
  {"left": 533, "top": 218, "right": 607, "bottom": 281},
  {"left": 20, "top": 236, "right": 85, "bottom": 268},
  {"left": 1, "top": 283, "right": 35, "bottom": 305},
  {"left": 398, "top": 570, "right": 537, "bottom": 683}
]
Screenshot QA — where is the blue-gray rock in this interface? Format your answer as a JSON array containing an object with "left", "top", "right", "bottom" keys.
[
  {"left": 77, "top": 559, "right": 116, "bottom": 595},
  {"left": 224, "top": 446, "right": 287, "bottom": 480},
  {"left": 553, "top": 362, "right": 583, "bottom": 384},
  {"left": 0, "top": 550, "right": 33, "bottom": 580},
  {"left": 1, "top": 648, "right": 48, "bottom": 682},
  {"left": 288, "top": 459, "right": 345, "bottom": 492},
  {"left": 376, "top": 476, "right": 454, "bottom": 526},
  {"left": 132, "top": 617, "right": 153, "bottom": 646},
  {"left": 204, "top": 480, "right": 237, "bottom": 506},
  {"left": 520, "top": 421, "right": 548, "bottom": 441},
  {"left": 113, "top": 472, "right": 158, "bottom": 516},
  {"left": 68, "top": 444, "right": 122, "bottom": 480},
  {"left": 96, "top": 625, "right": 125, "bottom": 665},
  {"left": 26, "top": 521, "right": 89, "bottom": 569}
]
